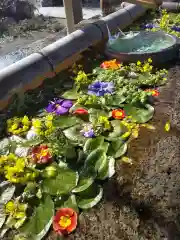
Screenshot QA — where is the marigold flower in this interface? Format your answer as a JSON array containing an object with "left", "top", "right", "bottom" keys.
[
  {"left": 73, "top": 108, "right": 88, "bottom": 115},
  {"left": 112, "top": 109, "right": 125, "bottom": 120},
  {"left": 53, "top": 208, "right": 77, "bottom": 236},
  {"left": 31, "top": 145, "right": 52, "bottom": 164},
  {"left": 100, "top": 59, "right": 121, "bottom": 70},
  {"left": 145, "top": 89, "right": 159, "bottom": 97}
]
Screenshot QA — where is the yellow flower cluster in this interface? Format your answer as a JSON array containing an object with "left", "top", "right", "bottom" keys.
[
  {"left": 32, "top": 114, "right": 54, "bottom": 137},
  {"left": 7, "top": 116, "right": 31, "bottom": 135},
  {"left": 159, "top": 10, "right": 169, "bottom": 29},
  {"left": 136, "top": 58, "right": 153, "bottom": 73},
  {"left": 0, "top": 153, "right": 37, "bottom": 184},
  {"left": 5, "top": 200, "right": 27, "bottom": 219},
  {"left": 97, "top": 116, "right": 111, "bottom": 130}
]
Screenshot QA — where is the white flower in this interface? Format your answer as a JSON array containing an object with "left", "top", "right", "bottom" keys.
[{"left": 26, "top": 127, "right": 37, "bottom": 140}]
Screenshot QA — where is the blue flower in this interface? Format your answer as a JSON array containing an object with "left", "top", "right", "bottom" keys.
[
  {"left": 45, "top": 99, "right": 73, "bottom": 115},
  {"left": 88, "top": 81, "right": 114, "bottom": 97},
  {"left": 80, "top": 125, "right": 95, "bottom": 138},
  {"left": 171, "top": 26, "right": 180, "bottom": 32}
]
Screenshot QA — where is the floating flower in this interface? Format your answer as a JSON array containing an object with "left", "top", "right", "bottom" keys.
[
  {"left": 31, "top": 145, "right": 52, "bottom": 164},
  {"left": 100, "top": 59, "right": 121, "bottom": 70},
  {"left": 53, "top": 208, "right": 77, "bottom": 236},
  {"left": 112, "top": 109, "right": 125, "bottom": 120},
  {"left": 7, "top": 116, "right": 31, "bottom": 136},
  {"left": 88, "top": 81, "right": 114, "bottom": 97},
  {"left": 171, "top": 26, "right": 180, "bottom": 32},
  {"left": 80, "top": 125, "right": 95, "bottom": 138},
  {"left": 144, "top": 89, "right": 159, "bottom": 97},
  {"left": 46, "top": 99, "right": 73, "bottom": 115},
  {"left": 73, "top": 108, "right": 88, "bottom": 115},
  {"left": 141, "top": 23, "right": 155, "bottom": 29}
]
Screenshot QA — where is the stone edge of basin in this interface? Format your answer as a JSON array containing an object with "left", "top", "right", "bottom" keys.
[{"left": 0, "top": 3, "right": 146, "bottom": 110}]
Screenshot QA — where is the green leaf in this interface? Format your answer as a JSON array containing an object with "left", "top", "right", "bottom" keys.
[
  {"left": 41, "top": 167, "right": 78, "bottom": 195},
  {"left": 63, "top": 124, "right": 86, "bottom": 145},
  {"left": 124, "top": 104, "right": 154, "bottom": 123},
  {"left": 108, "top": 140, "right": 128, "bottom": 158},
  {"left": 59, "top": 195, "right": 79, "bottom": 213},
  {"left": 0, "top": 209, "right": 6, "bottom": 230},
  {"left": 62, "top": 88, "right": 80, "bottom": 100},
  {"left": 89, "top": 108, "right": 110, "bottom": 124},
  {"left": 72, "top": 169, "right": 95, "bottom": 193},
  {"left": 98, "top": 156, "right": 115, "bottom": 180},
  {"left": 85, "top": 148, "right": 107, "bottom": 174},
  {"left": 106, "top": 120, "right": 127, "bottom": 141},
  {"left": 0, "top": 181, "right": 15, "bottom": 205},
  {"left": 77, "top": 185, "right": 103, "bottom": 209},
  {"left": 21, "top": 195, "right": 54, "bottom": 240},
  {"left": 53, "top": 116, "right": 81, "bottom": 129},
  {"left": 83, "top": 136, "right": 104, "bottom": 153},
  {"left": 0, "top": 138, "right": 10, "bottom": 155},
  {"left": 109, "top": 94, "right": 126, "bottom": 106}
]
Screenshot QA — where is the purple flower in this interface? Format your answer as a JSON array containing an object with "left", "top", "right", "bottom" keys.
[
  {"left": 46, "top": 98, "right": 73, "bottom": 115},
  {"left": 141, "top": 23, "right": 155, "bottom": 29},
  {"left": 171, "top": 26, "right": 180, "bottom": 32},
  {"left": 88, "top": 81, "right": 114, "bottom": 97},
  {"left": 80, "top": 125, "right": 95, "bottom": 138}
]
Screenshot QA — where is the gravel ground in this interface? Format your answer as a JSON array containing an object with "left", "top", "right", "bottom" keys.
[{"left": 47, "top": 59, "right": 180, "bottom": 240}]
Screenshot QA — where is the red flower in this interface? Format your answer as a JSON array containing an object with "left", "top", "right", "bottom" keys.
[
  {"left": 31, "top": 145, "right": 52, "bottom": 164},
  {"left": 145, "top": 89, "right": 159, "bottom": 97},
  {"left": 53, "top": 208, "right": 77, "bottom": 236},
  {"left": 100, "top": 59, "right": 121, "bottom": 70},
  {"left": 112, "top": 109, "right": 125, "bottom": 120},
  {"left": 73, "top": 108, "right": 88, "bottom": 115}
]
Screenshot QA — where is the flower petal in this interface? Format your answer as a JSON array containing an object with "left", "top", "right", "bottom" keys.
[
  {"left": 55, "top": 106, "right": 69, "bottom": 115},
  {"left": 46, "top": 103, "right": 55, "bottom": 113},
  {"left": 61, "top": 100, "right": 73, "bottom": 109}
]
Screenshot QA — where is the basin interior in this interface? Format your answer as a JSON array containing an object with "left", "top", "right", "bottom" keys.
[{"left": 107, "top": 31, "right": 176, "bottom": 54}]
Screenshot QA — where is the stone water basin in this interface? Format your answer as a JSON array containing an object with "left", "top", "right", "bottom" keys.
[{"left": 106, "top": 31, "right": 179, "bottom": 65}]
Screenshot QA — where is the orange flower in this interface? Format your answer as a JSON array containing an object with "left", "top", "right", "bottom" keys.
[
  {"left": 112, "top": 109, "right": 125, "bottom": 120},
  {"left": 145, "top": 89, "right": 159, "bottom": 97},
  {"left": 100, "top": 59, "right": 121, "bottom": 70},
  {"left": 53, "top": 208, "right": 77, "bottom": 236},
  {"left": 31, "top": 144, "right": 52, "bottom": 164}
]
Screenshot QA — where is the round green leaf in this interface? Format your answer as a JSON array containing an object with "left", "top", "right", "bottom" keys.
[
  {"left": 53, "top": 116, "right": 81, "bottom": 129},
  {"left": 62, "top": 88, "right": 80, "bottom": 100},
  {"left": 0, "top": 138, "right": 10, "bottom": 155},
  {"left": 89, "top": 108, "right": 110, "bottom": 124},
  {"left": 124, "top": 104, "right": 154, "bottom": 123},
  {"left": 21, "top": 195, "right": 54, "bottom": 240},
  {"left": 108, "top": 140, "right": 128, "bottom": 159},
  {"left": 77, "top": 185, "right": 103, "bottom": 209},
  {"left": 41, "top": 167, "right": 78, "bottom": 195},
  {"left": 98, "top": 156, "right": 115, "bottom": 180},
  {"left": 83, "top": 136, "right": 104, "bottom": 153},
  {"left": 0, "top": 181, "right": 15, "bottom": 205},
  {"left": 63, "top": 125, "right": 86, "bottom": 145},
  {"left": 85, "top": 148, "right": 108, "bottom": 174},
  {"left": 106, "top": 120, "right": 128, "bottom": 141}
]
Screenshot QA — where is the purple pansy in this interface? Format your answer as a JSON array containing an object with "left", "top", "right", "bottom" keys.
[
  {"left": 171, "top": 26, "right": 180, "bottom": 32},
  {"left": 141, "top": 23, "right": 155, "bottom": 29},
  {"left": 46, "top": 98, "right": 73, "bottom": 115},
  {"left": 88, "top": 81, "right": 114, "bottom": 97},
  {"left": 80, "top": 125, "right": 95, "bottom": 138}
]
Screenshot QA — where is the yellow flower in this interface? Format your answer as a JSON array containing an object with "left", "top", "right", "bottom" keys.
[
  {"left": 21, "top": 116, "right": 30, "bottom": 126},
  {"left": 148, "top": 58, "right": 152, "bottom": 63},
  {"left": 5, "top": 201, "right": 16, "bottom": 214},
  {"left": 137, "top": 61, "right": 141, "bottom": 66},
  {"left": 32, "top": 119, "right": 42, "bottom": 128},
  {"left": 98, "top": 116, "right": 111, "bottom": 130}
]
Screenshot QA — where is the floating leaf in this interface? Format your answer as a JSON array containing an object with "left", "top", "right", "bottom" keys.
[
  {"left": 164, "top": 121, "right": 170, "bottom": 132},
  {"left": 121, "top": 156, "right": 133, "bottom": 165},
  {"left": 63, "top": 124, "right": 85, "bottom": 145},
  {"left": 89, "top": 108, "right": 110, "bottom": 124},
  {"left": 106, "top": 120, "right": 128, "bottom": 141},
  {"left": 53, "top": 116, "right": 81, "bottom": 129},
  {"left": 85, "top": 148, "right": 107, "bottom": 174},
  {"left": 21, "top": 195, "right": 54, "bottom": 240},
  {"left": 72, "top": 169, "right": 96, "bottom": 193},
  {"left": 41, "top": 167, "right": 78, "bottom": 195},
  {"left": 98, "top": 156, "right": 115, "bottom": 180},
  {"left": 77, "top": 185, "right": 103, "bottom": 209},
  {"left": 108, "top": 140, "right": 128, "bottom": 159},
  {"left": 124, "top": 104, "right": 154, "bottom": 123},
  {"left": 83, "top": 136, "right": 104, "bottom": 153},
  {"left": 62, "top": 88, "right": 80, "bottom": 100}
]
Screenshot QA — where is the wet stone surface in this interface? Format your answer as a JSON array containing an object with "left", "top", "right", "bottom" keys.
[{"left": 50, "top": 61, "right": 180, "bottom": 240}]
